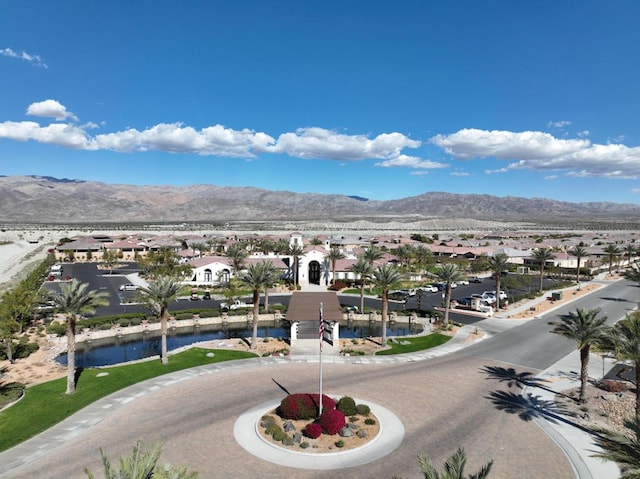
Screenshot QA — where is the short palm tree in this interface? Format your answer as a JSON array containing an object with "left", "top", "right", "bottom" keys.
[
  {"left": 225, "top": 242, "right": 248, "bottom": 276},
  {"left": 568, "top": 245, "right": 588, "bottom": 290},
  {"left": 531, "top": 248, "right": 555, "bottom": 292},
  {"left": 592, "top": 416, "right": 640, "bottom": 479},
  {"left": 548, "top": 308, "right": 608, "bottom": 403},
  {"left": 417, "top": 447, "right": 493, "bottom": 479},
  {"left": 84, "top": 441, "right": 198, "bottom": 478},
  {"left": 239, "top": 262, "right": 273, "bottom": 349},
  {"left": 624, "top": 243, "right": 638, "bottom": 268},
  {"left": 51, "top": 279, "right": 109, "bottom": 394},
  {"left": 325, "top": 246, "right": 345, "bottom": 284},
  {"left": 604, "top": 312, "right": 640, "bottom": 417},
  {"left": 137, "top": 277, "right": 182, "bottom": 365},
  {"left": 603, "top": 244, "right": 621, "bottom": 274},
  {"left": 363, "top": 246, "right": 384, "bottom": 265},
  {"left": 349, "top": 255, "right": 374, "bottom": 313},
  {"left": 435, "top": 263, "right": 464, "bottom": 327},
  {"left": 487, "top": 253, "right": 509, "bottom": 309},
  {"left": 372, "top": 264, "right": 403, "bottom": 347}
]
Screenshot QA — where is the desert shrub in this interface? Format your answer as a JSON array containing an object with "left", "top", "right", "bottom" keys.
[
  {"left": 265, "top": 423, "right": 282, "bottom": 436},
  {"left": 349, "top": 416, "right": 359, "bottom": 423},
  {"left": 364, "top": 418, "right": 376, "bottom": 426},
  {"left": 328, "top": 280, "right": 348, "bottom": 291},
  {"left": 300, "top": 441, "right": 310, "bottom": 449},
  {"left": 14, "top": 338, "right": 39, "bottom": 359},
  {"left": 598, "top": 379, "right": 630, "bottom": 393},
  {"left": 46, "top": 322, "right": 66, "bottom": 336},
  {"left": 319, "top": 408, "right": 346, "bottom": 435},
  {"left": 337, "top": 396, "right": 357, "bottom": 416},
  {"left": 272, "top": 429, "right": 287, "bottom": 442},
  {"left": 341, "top": 348, "right": 365, "bottom": 356},
  {"left": 303, "top": 422, "right": 322, "bottom": 439},
  {"left": 278, "top": 393, "right": 336, "bottom": 420},
  {"left": 356, "top": 404, "right": 370, "bottom": 416},
  {"left": 281, "top": 435, "right": 294, "bottom": 446},
  {"left": 335, "top": 439, "right": 345, "bottom": 448}
]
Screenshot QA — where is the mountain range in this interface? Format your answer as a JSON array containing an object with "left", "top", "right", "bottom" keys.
[{"left": 2, "top": 175, "right": 640, "bottom": 228}]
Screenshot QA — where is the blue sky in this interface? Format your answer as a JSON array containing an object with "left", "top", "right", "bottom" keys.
[{"left": 1, "top": 1, "right": 640, "bottom": 203}]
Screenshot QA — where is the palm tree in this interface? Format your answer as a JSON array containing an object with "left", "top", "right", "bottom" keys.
[
  {"left": 394, "top": 244, "right": 415, "bottom": 271},
  {"left": 363, "top": 246, "right": 383, "bottom": 265},
  {"left": 258, "top": 260, "right": 279, "bottom": 312},
  {"left": 592, "top": 416, "right": 640, "bottom": 479},
  {"left": 604, "top": 312, "right": 640, "bottom": 417},
  {"left": 84, "top": 441, "right": 198, "bottom": 478},
  {"left": 288, "top": 243, "right": 305, "bottom": 288},
  {"left": 435, "top": 263, "right": 464, "bottom": 327},
  {"left": 624, "top": 262, "right": 640, "bottom": 304},
  {"left": 325, "top": 246, "right": 345, "bottom": 284},
  {"left": 136, "top": 277, "right": 181, "bottom": 365},
  {"left": 51, "top": 279, "right": 109, "bottom": 394},
  {"left": 413, "top": 245, "right": 433, "bottom": 273},
  {"left": 548, "top": 308, "right": 608, "bottom": 403},
  {"left": 372, "top": 264, "right": 403, "bottom": 348},
  {"left": 487, "top": 253, "right": 509, "bottom": 309},
  {"left": 603, "top": 244, "right": 621, "bottom": 274},
  {"left": 417, "top": 447, "right": 493, "bottom": 479},
  {"left": 225, "top": 242, "right": 248, "bottom": 276},
  {"left": 240, "top": 263, "right": 273, "bottom": 349},
  {"left": 624, "top": 243, "right": 638, "bottom": 268},
  {"left": 531, "top": 248, "right": 555, "bottom": 292},
  {"left": 568, "top": 245, "right": 588, "bottom": 290},
  {"left": 349, "top": 255, "right": 374, "bottom": 313}
]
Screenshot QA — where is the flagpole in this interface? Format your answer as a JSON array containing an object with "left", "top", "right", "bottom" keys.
[{"left": 319, "top": 302, "right": 323, "bottom": 418}]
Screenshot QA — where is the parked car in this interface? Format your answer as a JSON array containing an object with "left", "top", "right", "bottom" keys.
[
  {"left": 470, "top": 276, "right": 483, "bottom": 283},
  {"left": 389, "top": 291, "right": 409, "bottom": 301},
  {"left": 457, "top": 279, "right": 470, "bottom": 286},
  {"left": 420, "top": 285, "right": 439, "bottom": 293},
  {"left": 397, "top": 288, "right": 417, "bottom": 296},
  {"left": 484, "top": 290, "right": 507, "bottom": 300},
  {"left": 119, "top": 283, "right": 138, "bottom": 291}
]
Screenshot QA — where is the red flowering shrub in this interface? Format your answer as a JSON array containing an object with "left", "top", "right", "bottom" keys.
[
  {"left": 328, "top": 280, "right": 347, "bottom": 291},
  {"left": 278, "top": 393, "right": 336, "bottom": 420},
  {"left": 303, "top": 422, "right": 322, "bottom": 439},
  {"left": 319, "top": 408, "right": 346, "bottom": 435}
]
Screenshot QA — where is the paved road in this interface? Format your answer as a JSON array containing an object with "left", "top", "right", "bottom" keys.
[{"left": 5, "top": 278, "right": 633, "bottom": 478}]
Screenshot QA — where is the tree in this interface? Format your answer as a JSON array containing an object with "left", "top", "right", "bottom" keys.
[
  {"left": 413, "top": 245, "right": 433, "bottom": 273},
  {"left": 239, "top": 262, "right": 274, "bottom": 349},
  {"left": 604, "top": 312, "right": 640, "bottom": 417},
  {"left": 51, "top": 279, "right": 109, "bottom": 394},
  {"left": 548, "top": 308, "right": 608, "bottom": 403},
  {"left": 349, "top": 256, "right": 374, "bottom": 313},
  {"left": 101, "top": 248, "right": 119, "bottom": 274},
  {"left": 416, "top": 447, "right": 493, "bottom": 479},
  {"left": 624, "top": 262, "right": 640, "bottom": 303},
  {"left": 136, "top": 277, "right": 181, "bottom": 365},
  {"left": 435, "top": 263, "right": 464, "bottom": 327},
  {"left": 84, "top": 441, "right": 198, "bottom": 479},
  {"left": 624, "top": 243, "right": 638, "bottom": 268},
  {"left": 394, "top": 244, "right": 415, "bottom": 271},
  {"left": 592, "top": 416, "right": 640, "bottom": 479},
  {"left": 259, "top": 261, "right": 279, "bottom": 312},
  {"left": 288, "top": 243, "right": 305, "bottom": 288},
  {"left": 568, "top": 245, "right": 588, "bottom": 291},
  {"left": 531, "top": 248, "right": 555, "bottom": 292},
  {"left": 139, "top": 247, "right": 191, "bottom": 279},
  {"left": 487, "top": 253, "right": 509, "bottom": 309},
  {"left": 363, "top": 246, "right": 383, "bottom": 265},
  {"left": 325, "top": 246, "right": 345, "bottom": 284},
  {"left": 603, "top": 244, "right": 621, "bottom": 274},
  {"left": 225, "top": 242, "right": 248, "bottom": 276},
  {"left": 372, "top": 264, "right": 403, "bottom": 348}
]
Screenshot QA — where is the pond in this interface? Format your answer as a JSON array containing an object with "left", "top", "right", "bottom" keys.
[{"left": 56, "top": 319, "right": 423, "bottom": 368}]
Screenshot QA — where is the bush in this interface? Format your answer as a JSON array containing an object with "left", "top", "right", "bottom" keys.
[
  {"left": 303, "top": 422, "right": 322, "bottom": 439},
  {"left": 46, "top": 323, "right": 66, "bottom": 336},
  {"left": 356, "top": 404, "right": 370, "bottom": 416},
  {"left": 272, "top": 429, "right": 287, "bottom": 442},
  {"left": 335, "top": 439, "right": 345, "bottom": 448},
  {"left": 300, "top": 441, "right": 310, "bottom": 449},
  {"left": 328, "top": 280, "right": 348, "bottom": 291},
  {"left": 336, "top": 396, "right": 357, "bottom": 416},
  {"left": 364, "top": 418, "right": 376, "bottom": 426},
  {"left": 598, "top": 379, "right": 630, "bottom": 393},
  {"left": 319, "top": 408, "right": 346, "bottom": 435},
  {"left": 278, "top": 393, "right": 336, "bottom": 420}
]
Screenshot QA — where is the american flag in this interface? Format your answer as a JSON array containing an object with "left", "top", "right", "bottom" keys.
[{"left": 319, "top": 303, "right": 324, "bottom": 352}]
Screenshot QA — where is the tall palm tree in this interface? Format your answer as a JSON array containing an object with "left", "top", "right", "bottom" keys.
[
  {"left": 568, "top": 245, "right": 588, "bottom": 291},
  {"left": 225, "top": 242, "right": 248, "bottom": 276},
  {"left": 288, "top": 243, "right": 305, "bottom": 288},
  {"left": 363, "top": 246, "right": 383, "bottom": 265},
  {"left": 372, "top": 264, "right": 403, "bottom": 348},
  {"left": 394, "top": 244, "right": 415, "bottom": 271},
  {"left": 51, "top": 279, "right": 109, "bottom": 394},
  {"left": 624, "top": 262, "right": 640, "bottom": 304},
  {"left": 548, "top": 308, "right": 608, "bottom": 403},
  {"left": 531, "top": 248, "right": 555, "bottom": 292},
  {"left": 592, "top": 416, "right": 640, "bottom": 479},
  {"left": 604, "top": 312, "right": 640, "bottom": 417},
  {"left": 624, "top": 243, "right": 638, "bottom": 268},
  {"left": 258, "top": 260, "right": 279, "bottom": 312},
  {"left": 487, "top": 253, "right": 509, "bottom": 309},
  {"left": 84, "top": 441, "right": 198, "bottom": 479},
  {"left": 435, "top": 263, "right": 464, "bottom": 327},
  {"left": 603, "top": 244, "right": 621, "bottom": 274},
  {"left": 413, "top": 244, "right": 433, "bottom": 274},
  {"left": 137, "top": 277, "right": 181, "bottom": 365},
  {"left": 417, "top": 447, "right": 493, "bottom": 479},
  {"left": 325, "top": 246, "right": 345, "bottom": 284},
  {"left": 349, "top": 255, "right": 374, "bottom": 313},
  {"left": 239, "top": 262, "right": 274, "bottom": 349}
]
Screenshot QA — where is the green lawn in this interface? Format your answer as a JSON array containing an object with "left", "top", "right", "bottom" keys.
[
  {"left": 375, "top": 333, "right": 451, "bottom": 355},
  {"left": 0, "top": 348, "right": 256, "bottom": 452}
]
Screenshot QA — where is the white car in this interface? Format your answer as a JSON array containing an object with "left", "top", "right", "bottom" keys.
[
  {"left": 119, "top": 283, "right": 138, "bottom": 291},
  {"left": 420, "top": 285, "right": 438, "bottom": 293},
  {"left": 484, "top": 290, "right": 507, "bottom": 300}
]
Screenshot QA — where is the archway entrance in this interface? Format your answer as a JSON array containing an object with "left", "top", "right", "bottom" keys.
[{"left": 308, "top": 260, "right": 321, "bottom": 285}]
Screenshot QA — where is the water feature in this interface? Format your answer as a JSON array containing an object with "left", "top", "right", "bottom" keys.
[{"left": 56, "top": 319, "right": 424, "bottom": 368}]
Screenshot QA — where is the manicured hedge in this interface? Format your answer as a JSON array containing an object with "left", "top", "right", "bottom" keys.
[
  {"left": 278, "top": 393, "right": 336, "bottom": 420},
  {"left": 319, "top": 408, "right": 346, "bottom": 435}
]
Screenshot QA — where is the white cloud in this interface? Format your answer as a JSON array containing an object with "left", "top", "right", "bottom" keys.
[
  {"left": 0, "top": 121, "right": 92, "bottom": 149},
  {"left": 271, "top": 127, "right": 421, "bottom": 161},
  {"left": 450, "top": 171, "right": 471, "bottom": 176},
  {"left": 374, "top": 154, "right": 447, "bottom": 169},
  {"left": 0, "top": 47, "right": 47, "bottom": 68},
  {"left": 431, "top": 129, "right": 590, "bottom": 160},
  {"left": 27, "top": 100, "right": 78, "bottom": 121},
  {"left": 547, "top": 120, "right": 572, "bottom": 129}
]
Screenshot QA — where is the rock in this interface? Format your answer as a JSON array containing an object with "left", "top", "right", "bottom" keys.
[
  {"left": 206, "top": 352, "right": 215, "bottom": 358},
  {"left": 96, "top": 372, "right": 109, "bottom": 377},
  {"left": 293, "top": 433, "right": 302, "bottom": 444},
  {"left": 339, "top": 426, "right": 353, "bottom": 437},
  {"left": 283, "top": 421, "right": 296, "bottom": 432},
  {"left": 356, "top": 430, "right": 368, "bottom": 438}
]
